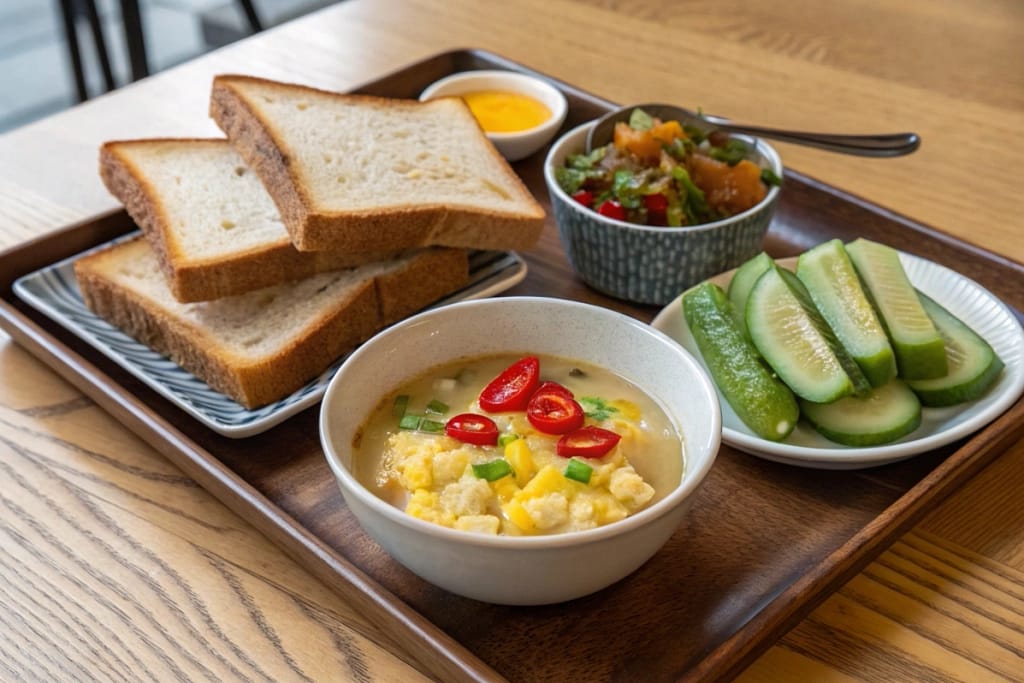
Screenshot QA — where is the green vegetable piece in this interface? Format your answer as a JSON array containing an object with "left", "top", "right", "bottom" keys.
[
  {"left": 682, "top": 281, "right": 799, "bottom": 441},
  {"left": 845, "top": 238, "right": 947, "bottom": 380},
  {"left": 906, "top": 292, "right": 1005, "bottom": 406},
  {"left": 579, "top": 396, "right": 619, "bottom": 421},
  {"left": 796, "top": 239, "right": 897, "bottom": 387},
  {"left": 425, "top": 399, "right": 449, "bottom": 415},
  {"left": 760, "top": 167, "right": 782, "bottom": 186},
  {"left": 419, "top": 419, "right": 446, "bottom": 434},
  {"left": 398, "top": 414, "right": 421, "bottom": 430},
  {"left": 498, "top": 433, "right": 520, "bottom": 447},
  {"left": 612, "top": 169, "right": 644, "bottom": 209},
  {"left": 708, "top": 138, "right": 749, "bottom": 165},
  {"left": 746, "top": 265, "right": 871, "bottom": 403},
  {"left": 391, "top": 394, "right": 409, "bottom": 418},
  {"left": 472, "top": 459, "right": 513, "bottom": 482},
  {"left": 801, "top": 379, "right": 922, "bottom": 447},
  {"left": 629, "top": 108, "right": 654, "bottom": 130},
  {"left": 726, "top": 251, "right": 773, "bottom": 341},
  {"left": 564, "top": 459, "right": 593, "bottom": 484}
]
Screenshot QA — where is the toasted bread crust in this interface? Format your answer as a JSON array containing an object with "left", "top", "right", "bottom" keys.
[
  {"left": 74, "top": 238, "right": 470, "bottom": 408},
  {"left": 209, "top": 75, "right": 545, "bottom": 253}
]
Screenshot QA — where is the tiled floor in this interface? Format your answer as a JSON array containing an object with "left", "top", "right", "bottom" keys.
[{"left": 0, "top": 0, "right": 330, "bottom": 134}]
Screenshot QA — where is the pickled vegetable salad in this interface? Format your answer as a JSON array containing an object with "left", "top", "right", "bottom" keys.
[{"left": 556, "top": 108, "right": 780, "bottom": 227}]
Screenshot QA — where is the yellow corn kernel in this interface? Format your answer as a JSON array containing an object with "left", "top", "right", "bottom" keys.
[
  {"left": 398, "top": 452, "right": 433, "bottom": 490},
  {"left": 405, "top": 489, "right": 455, "bottom": 527},
  {"left": 608, "top": 418, "right": 645, "bottom": 446},
  {"left": 588, "top": 491, "right": 629, "bottom": 525},
  {"left": 520, "top": 464, "right": 580, "bottom": 499},
  {"left": 490, "top": 474, "right": 520, "bottom": 502},
  {"left": 502, "top": 498, "right": 535, "bottom": 531},
  {"left": 608, "top": 399, "right": 640, "bottom": 422},
  {"left": 504, "top": 439, "right": 536, "bottom": 487}
]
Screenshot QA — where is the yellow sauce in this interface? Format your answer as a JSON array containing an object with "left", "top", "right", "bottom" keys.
[{"left": 460, "top": 91, "right": 551, "bottom": 133}]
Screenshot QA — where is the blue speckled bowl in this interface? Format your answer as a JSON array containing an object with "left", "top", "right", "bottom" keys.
[{"left": 543, "top": 121, "right": 783, "bottom": 306}]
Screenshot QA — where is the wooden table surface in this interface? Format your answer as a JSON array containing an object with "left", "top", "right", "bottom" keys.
[{"left": 1, "top": 0, "right": 1021, "bottom": 680}]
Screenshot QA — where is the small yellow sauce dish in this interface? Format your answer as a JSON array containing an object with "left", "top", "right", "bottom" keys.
[{"left": 420, "top": 70, "right": 568, "bottom": 161}]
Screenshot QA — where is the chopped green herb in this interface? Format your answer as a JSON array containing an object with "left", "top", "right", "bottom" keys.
[
  {"left": 498, "top": 433, "right": 520, "bottom": 447},
  {"left": 760, "top": 167, "right": 782, "bottom": 186},
  {"left": 472, "top": 459, "right": 513, "bottom": 482},
  {"left": 391, "top": 394, "right": 409, "bottom": 418},
  {"left": 708, "top": 138, "right": 749, "bottom": 166},
  {"left": 564, "top": 458, "right": 593, "bottom": 484},
  {"left": 398, "top": 414, "right": 421, "bottom": 430},
  {"left": 425, "top": 399, "right": 449, "bottom": 415},
  {"left": 579, "top": 397, "right": 619, "bottom": 421},
  {"left": 628, "top": 108, "right": 655, "bottom": 131},
  {"left": 420, "top": 419, "right": 446, "bottom": 433},
  {"left": 612, "top": 169, "right": 645, "bottom": 209}
]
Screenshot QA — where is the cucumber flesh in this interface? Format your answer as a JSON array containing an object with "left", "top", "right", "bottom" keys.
[
  {"left": 727, "top": 251, "right": 773, "bottom": 340},
  {"left": 801, "top": 379, "right": 922, "bottom": 447},
  {"left": 796, "top": 239, "right": 897, "bottom": 387},
  {"left": 746, "top": 265, "right": 870, "bottom": 403},
  {"left": 682, "top": 281, "right": 799, "bottom": 441},
  {"left": 845, "top": 238, "right": 947, "bottom": 380},
  {"left": 906, "top": 292, "right": 1005, "bottom": 406}
]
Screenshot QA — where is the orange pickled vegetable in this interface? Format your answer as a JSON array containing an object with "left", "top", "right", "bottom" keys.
[
  {"left": 688, "top": 156, "right": 767, "bottom": 216},
  {"left": 613, "top": 119, "right": 687, "bottom": 162}
]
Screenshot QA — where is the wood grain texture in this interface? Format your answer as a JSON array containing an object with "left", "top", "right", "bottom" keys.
[{"left": 0, "top": 0, "right": 1022, "bottom": 680}]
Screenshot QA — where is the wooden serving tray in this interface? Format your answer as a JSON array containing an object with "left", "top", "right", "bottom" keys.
[{"left": 2, "top": 49, "right": 1023, "bottom": 682}]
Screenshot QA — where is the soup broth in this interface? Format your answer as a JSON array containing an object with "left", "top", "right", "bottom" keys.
[{"left": 354, "top": 353, "right": 684, "bottom": 536}]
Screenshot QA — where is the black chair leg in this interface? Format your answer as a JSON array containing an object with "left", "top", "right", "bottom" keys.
[
  {"left": 236, "top": 0, "right": 263, "bottom": 33},
  {"left": 57, "top": 0, "right": 89, "bottom": 102},
  {"left": 119, "top": 0, "right": 149, "bottom": 81},
  {"left": 83, "top": 0, "right": 116, "bottom": 92}
]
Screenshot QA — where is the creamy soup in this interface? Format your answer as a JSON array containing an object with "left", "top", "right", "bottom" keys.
[{"left": 353, "top": 353, "right": 684, "bottom": 536}]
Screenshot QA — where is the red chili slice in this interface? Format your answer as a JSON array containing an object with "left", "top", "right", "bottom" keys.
[
  {"left": 597, "top": 199, "right": 626, "bottom": 221},
  {"left": 527, "top": 388, "right": 584, "bottom": 435},
  {"left": 479, "top": 357, "right": 540, "bottom": 412},
  {"left": 557, "top": 426, "right": 622, "bottom": 459},
  {"left": 535, "top": 381, "right": 574, "bottom": 399},
  {"left": 571, "top": 190, "right": 594, "bottom": 207},
  {"left": 445, "top": 413, "right": 499, "bottom": 446},
  {"left": 644, "top": 193, "right": 668, "bottom": 225}
]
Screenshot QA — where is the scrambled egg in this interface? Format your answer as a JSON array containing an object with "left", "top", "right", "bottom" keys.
[{"left": 378, "top": 405, "right": 656, "bottom": 536}]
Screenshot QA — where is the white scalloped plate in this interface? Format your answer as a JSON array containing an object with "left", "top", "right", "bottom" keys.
[
  {"left": 14, "top": 234, "right": 528, "bottom": 438},
  {"left": 651, "top": 251, "right": 1024, "bottom": 469}
]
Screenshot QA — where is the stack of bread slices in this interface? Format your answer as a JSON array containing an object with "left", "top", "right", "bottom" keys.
[{"left": 75, "top": 75, "right": 546, "bottom": 409}]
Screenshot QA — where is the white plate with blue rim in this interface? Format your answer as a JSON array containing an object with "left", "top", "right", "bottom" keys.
[
  {"left": 14, "top": 233, "right": 529, "bottom": 438},
  {"left": 651, "top": 250, "right": 1024, "bottom": 469}
]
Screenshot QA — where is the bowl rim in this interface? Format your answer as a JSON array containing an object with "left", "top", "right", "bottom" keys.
[
  {"left": 543, "top": 120, "right": 783, "bottom": 234},
  {"left": 418, "top": 69, "right": 569, "bottom": 140},
  {"left": 319, "top": 296, "right": 721, "bottom": 551}
]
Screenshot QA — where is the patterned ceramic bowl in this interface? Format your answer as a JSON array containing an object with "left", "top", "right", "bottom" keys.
[{"left": 543, "top": 121, "right": 783, "bottom": 306}]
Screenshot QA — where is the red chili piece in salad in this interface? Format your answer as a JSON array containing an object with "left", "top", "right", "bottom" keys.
[
  {"left": 478, "top": 356, "right": 540, "bottom": 412},
  {"left": 445, "top": 413, "right": 500, "bottom": 446}
]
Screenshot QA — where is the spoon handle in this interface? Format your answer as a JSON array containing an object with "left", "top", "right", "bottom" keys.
[{"left": 712, "top": 121, "right": 920, "bottom": 157}]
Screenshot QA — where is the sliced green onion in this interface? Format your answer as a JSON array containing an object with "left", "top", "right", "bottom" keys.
[
  {"left": 564, "top": 459, "right": 593, "bottom": 484},
  {"left": 498, "top": 433, "right": 519, "bottom": 447},
  {"left": 391, "top": 394, "right": 409, "bottom": 417},
  {"left": 760, "top": 167, "right": 782, "bottom": 186},
  {"left": 472, "top": 459, "right": 513, "bottom": 482},
  {"left": 425, "top": 399, "right": 449, "bottom": 415},
  {"left": 398, "top": 414, "right": 421, "bottom": 430},
  {"left": 420, "top": 419, "right": 446, "bottom": 433}
]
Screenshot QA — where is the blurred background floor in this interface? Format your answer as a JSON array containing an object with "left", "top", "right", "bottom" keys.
[{"left": 0, "top": 0, "right": 333, "bottom": 133}]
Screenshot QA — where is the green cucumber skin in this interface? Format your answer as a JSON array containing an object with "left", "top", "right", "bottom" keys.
[
  {"left": 747, "top": 265, "right": 870, "bottom": 403},
  {"left": 845, "top": 238, "right": 947, "bottom": 380},
  {"left": 683, "top": 282, "right": 799, "bottom": 442},
  {"left": 906, "top": 292, "right": 1005, "bottom": 406},
  {"left": 796, "top": 239, "right": 897, "bottom": 388},
  {"left": 801, "top": 380, "right": 922, "bottom": 447},
  {"left": 727, "top": 251, "right": 773, "bottom": 340}
]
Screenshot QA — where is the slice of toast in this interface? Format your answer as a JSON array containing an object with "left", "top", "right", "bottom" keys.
[
  {"left": 100, "top": 138, "right": 401, "bottom": 303},
  {"left": 209, "top": 75, "right": 546, "bottom": 253},
  {"left": 74, "top": 236, "right": 469, "bottom": 408}
]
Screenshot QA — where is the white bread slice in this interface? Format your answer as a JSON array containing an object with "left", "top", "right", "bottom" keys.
[
  {"left": 100, "top": 138, "right": 399, "bottom": 303},
  {"left": 209, "top": 75, "right": 546, "bottom": 253},
  {"left": 74, "top": 236, "right": 469, "bottom": 409}
]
